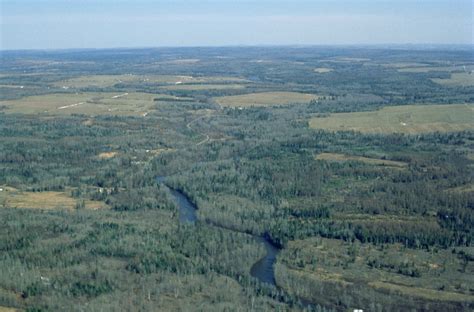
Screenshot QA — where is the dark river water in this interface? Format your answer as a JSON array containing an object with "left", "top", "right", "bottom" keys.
[
  {"left": 168, "top": 188, "right": 198, "bottom": 224},
  {"left": 250, "top": 236, "right": 279, "bottom": 285}
]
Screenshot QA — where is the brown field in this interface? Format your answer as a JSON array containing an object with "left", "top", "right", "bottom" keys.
[
  {"left": 214, "top": 92, "right": 320, "bottom": 108},
  {"left": 98, "top": 152, "right": 118, "bottom": 159},
  {"left": 0, "top": 307, "right": 18, "bottom": 312},
  {"left": 0, "top": 187, "right": 107, "bottom": 210},
  {"left": 0, "top": 92, "right": 183, "bottom": 116},
  {"left": 315, "top": 153, "right": 407, "bottom": 168},
  {"left": 309, "top": 104, "right": 474, "bottom": 134},
  {"left": 432, "top": 73, "right": 474, "bottom": 87}
]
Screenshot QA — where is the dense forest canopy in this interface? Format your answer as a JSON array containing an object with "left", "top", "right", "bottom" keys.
[{"left": 0, "top": 46, "right": 473, "bottom": 311}]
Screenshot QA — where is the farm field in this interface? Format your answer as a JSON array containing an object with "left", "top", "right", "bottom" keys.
[
  {"left": 53, "top": 74, "right": 248, "bottom": 88},
  {"left": 309, "top": 104, "right": 474, "bottom": 133},
  {"left": 214, "top": 91, "right": 320, "bottom": 108},
  {"left": 0, "top": 92, "right": 188, "bottom": 115},
  {"left": 0, "top": 187, "right": 107, "bottom": 210}
]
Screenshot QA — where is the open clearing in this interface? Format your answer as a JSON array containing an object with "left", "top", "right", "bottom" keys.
[
  {"left": 214, "top": 92, "right": 320, "bottom": 108},
  {"left": 446, "top": 183, "right": 474, "bottom": 194},
  {"left": 322, "top": 57, "right": 370, "bottom": 63},
  {"left": 0, "top": 92, "right": 185, "bottom": 116},
  {"left": 98, "top": 151, "right": 118, "bottom": 159},
  {"left": 53, "top": 74, "right": 248, "bottom": 88},
  {"left": 0, "top": 84, "right": 33, "bottom": 89},
  {"left": 161, "top": 83, "right": 247, "bottom": 91},
  {"left": 314, "top": 68, "right": 333, "bottom": 74},
  {"left": 161, "top": 58, "right": 200, "bottom": 64},
  {"left": 431, "top": 73, "right": 474, "bottom": 87},
  {"left": 381, "top": 62, "right": 430, "bottom": 69},
  {"left": 309, "top": 104, "right": 474, "bottom": 134},
  {"left": 0, "top": 187, "right": 107, "bottom": 210},
  {"left": 315, "top": 153, "right": 407, "bottom": 168},
  {"left": 368, "top": 281, "right": 474, "bottom": 303}
]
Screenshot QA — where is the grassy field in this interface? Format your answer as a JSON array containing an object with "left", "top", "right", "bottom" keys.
[
  {"left": 0, "top": 92, "right": 187, "bottom": 116},
  {"left": 432, "top": 73, "right": 474, "bottom": 87},
  {"left": 315, "top": 153, "right": 407, "bottom": 168},
  {"left": 0, "top": 187, "right": 107, "bottom": 210},
  {"left": 53, "top": 75, "right": 248, "bottom": 88},
  {"left": 309, "top": 104, "right": 474, "bottom": 134},
  {"left": 214, "top": 91, "right": 320, "bottom": 108}
]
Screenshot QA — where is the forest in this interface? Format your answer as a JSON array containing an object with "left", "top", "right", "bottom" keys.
[{"left": 0, "top": 46, "right": 473, "bottom": 311}]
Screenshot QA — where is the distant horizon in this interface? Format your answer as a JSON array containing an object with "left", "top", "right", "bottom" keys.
[
  {"left": 2, "top": 43, "right": 473, "bottom": 53},
  {"left": 1, "top": 0, "right": 472, "bottom": 50}
]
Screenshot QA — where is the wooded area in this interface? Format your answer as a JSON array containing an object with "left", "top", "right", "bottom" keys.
[{"left": 0, "top": 46, "right": 473, "bottom": 311}]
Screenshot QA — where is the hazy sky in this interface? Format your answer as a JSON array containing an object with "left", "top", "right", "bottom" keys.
[{"left": 1, "top": 0, "right": 472, "bottom": 50}]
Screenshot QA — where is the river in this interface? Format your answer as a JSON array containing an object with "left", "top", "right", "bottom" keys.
[
  {"left": 162, "top": 181, "right": 278, "bottom": 285},
  {"left": 158, "top": 178, "right": 315, "bottom": 309}
]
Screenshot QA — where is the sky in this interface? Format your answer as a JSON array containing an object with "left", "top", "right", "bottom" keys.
[{"left": 1, "top": 0, "right": 473, "bottom": 50}]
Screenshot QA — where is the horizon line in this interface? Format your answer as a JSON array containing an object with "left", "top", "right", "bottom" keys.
[{"left": 2, "top": 43, "right": 474, "bottom": 53}]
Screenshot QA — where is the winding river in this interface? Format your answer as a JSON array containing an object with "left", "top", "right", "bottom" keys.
[
  {"left": 159, "top": 179, "right": 314, "bottom": 309},
  {"left": 249, "top": 236, "right": 279, "bottom": 285},
  {"left": 159, "top": 178, "right": 279, "bottom": 286}
]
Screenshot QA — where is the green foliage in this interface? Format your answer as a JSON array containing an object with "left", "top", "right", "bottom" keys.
[
  {"left": 70, "top": 279, "right": 113, "bottom": 297},
  {"left": 0, "top": 46, "right": 473, "bottom": 311}
]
